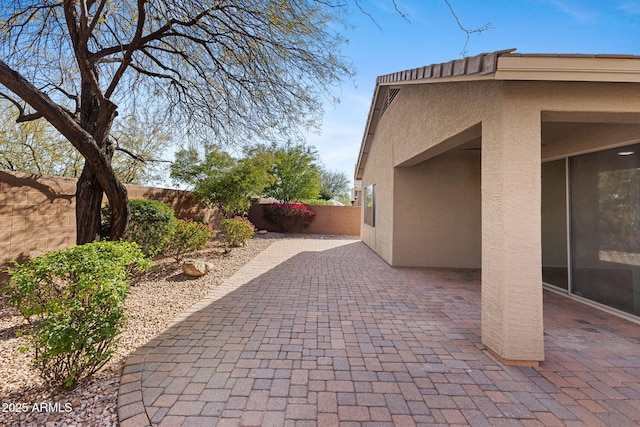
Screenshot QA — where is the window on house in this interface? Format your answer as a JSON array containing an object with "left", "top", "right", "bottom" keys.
[{"left": 364, "top": 184, "right": 375, "bottom": 226}]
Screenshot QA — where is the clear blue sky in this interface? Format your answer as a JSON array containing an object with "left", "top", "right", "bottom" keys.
[{"left": 308, "top": 0, "right": 640, "bottom": 189}]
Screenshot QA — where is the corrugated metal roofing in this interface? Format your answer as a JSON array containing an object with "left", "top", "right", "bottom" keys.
[
  {"left": 376, "top": 48, "right": 515, "bottom": 85},
  {"left": 375, "top": 49, "right": 640, "bottom": 86}
]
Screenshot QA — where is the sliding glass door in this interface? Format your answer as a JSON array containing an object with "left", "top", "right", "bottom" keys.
[
  {"left": 542, "top": 159, "right": 569, "bottom": 290},
  {"left": 570, "top": 143, "right": 640, "bottom": 315}
]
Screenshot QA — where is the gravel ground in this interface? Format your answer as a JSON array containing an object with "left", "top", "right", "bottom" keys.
[{"left": 0, "top": 237, "right": 274, "bottom": 427}]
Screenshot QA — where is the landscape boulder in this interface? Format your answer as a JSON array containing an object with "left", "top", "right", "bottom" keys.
[{"left": 182, "top": 259, "right": 215, "bottom": 277}]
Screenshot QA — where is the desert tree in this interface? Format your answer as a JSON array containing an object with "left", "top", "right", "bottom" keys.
[
  {"left": 319, "top": 168, "right": 350, "bottom": 200},
  {"left": 0, "top": 0, "right": 353, "bottom": 243},
  {"left": 0, "top": 100, "right": 84, "bottom": 176},
  {"left": 263, "top": 141, "right": 322, "bottom": 203},
  {"left": 110, "top": 112, "right": 172, "bottom": 185},
  {"left": 171, "top": 145, "right": 276, "bottom": 217}
]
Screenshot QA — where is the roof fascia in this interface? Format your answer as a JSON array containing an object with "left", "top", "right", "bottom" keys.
[
  {"left": 496, "top": 55, "right": 640, "bottom": 82},
  {"left": 354, "top": 84, "right": 387, "bottom": 181}
]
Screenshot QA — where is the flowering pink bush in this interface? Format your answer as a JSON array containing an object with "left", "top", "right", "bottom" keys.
[{"left": 262, "top": 203, "right": 316, "bottom": 232}]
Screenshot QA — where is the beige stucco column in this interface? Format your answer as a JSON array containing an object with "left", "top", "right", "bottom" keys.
[{"left": 481, "top": 104, "right": 545, "bottom": 366}]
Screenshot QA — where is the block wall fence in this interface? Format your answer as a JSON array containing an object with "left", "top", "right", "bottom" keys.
[
  {"left": 0, "top": 170, "right": 220, "bottom": 280},
  {"left": 248, "top": 203, "right": 361, "bottom": 236},
  {"left": 1, "top": 171, "right": 362, "bottom": 282}
]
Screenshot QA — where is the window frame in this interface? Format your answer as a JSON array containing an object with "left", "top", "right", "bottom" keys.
[{"left": 364, "top": 183, "right": 375, "bottom": 227}]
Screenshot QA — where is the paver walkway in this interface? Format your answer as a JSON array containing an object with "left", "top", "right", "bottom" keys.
[{"left": 118, "top": 237, "right": 640, "bottom": 426}]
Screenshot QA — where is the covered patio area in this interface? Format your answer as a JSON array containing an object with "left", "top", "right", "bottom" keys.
[{"left": 118, "top": 237, "right": 640, "bottom": 426}]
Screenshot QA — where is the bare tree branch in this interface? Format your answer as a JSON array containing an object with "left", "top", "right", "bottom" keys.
[
  {"left": 105, "top": 0, "right": 147, "bottom": 98},
  {"left": 114, "top": 144, "right": 172, "bottom": 163},
  {"left": 0, "top": 91, "right": 28, "bottom": 116},
  {"left": 443, "top": 0, "right": 492, "bottom": 56},
  {"left": 87, "top": 0, "right": 108, "bottom": 35},
  {"left": 15, "top": 112, "right": 44, "bottom": 123}
]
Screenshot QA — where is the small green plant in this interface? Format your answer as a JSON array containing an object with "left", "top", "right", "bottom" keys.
[
  {"left": 168, "top": 218, "right": 216, "bottom": 261},
  {"left": 103, "top": 199, "right": 177, "bottom": 257},
  {"left": 300, "top": 199, "right": 334, "bottom": 206},
  {"left": 2, "top": 241, "right": 151, "bottom": 389},
  {"left": 220, "top": 217, "right": 255, "bottom": 250},
  {"left": 262, "top": 203, "right": 316, "bottom": 232}
]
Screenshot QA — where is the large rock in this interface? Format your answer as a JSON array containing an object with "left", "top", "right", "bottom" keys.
[{"left": 182, "top": 259, "right": 209, "bottom": 277}]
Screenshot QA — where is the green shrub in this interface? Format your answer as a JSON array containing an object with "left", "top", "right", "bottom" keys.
[
  {"left": 262, "top": 203, "right": 316, "bottom": 232},
  {"left": 299, "top": 199, "right": 333, "bottom": 206},
  {"left": 103, "top": 199, "right": 177, "bottom": 257},
  {"left": 2, "top": 241, "right": 151, "bottom": 389},
  {"left": 220, "top": 217, "right": 255, "bottom": 250},
  {"left": 168, "top": 218, "right": 216, "bottom": 261}
]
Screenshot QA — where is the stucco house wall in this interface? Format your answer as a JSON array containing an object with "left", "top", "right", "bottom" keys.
[
  {"left": 360, "top": 114, "right": 395, "bottom": 264},
  {"left": 362, "top": 79, "right": 640, "bottom": 270},
  {"left": 361, "top": 80, "right": 498, "bottom": 269},
  {"left": 389, "top": 81, "right": 500, "bottom": 167},
  {"left": 393, "top": 150, "right": 481, "bottom": 268},
  {"left": 355, "top": 51, "right": 640, "bottom": 365}
]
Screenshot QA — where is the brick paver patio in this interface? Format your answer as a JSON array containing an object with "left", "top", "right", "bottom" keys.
[{"left": 118, "top": 237, "right": 640, "bottom": 426}]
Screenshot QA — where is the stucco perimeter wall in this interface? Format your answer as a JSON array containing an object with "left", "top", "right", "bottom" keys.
[
  {"left": 0, "top": 170, "right": 219, "bottom": 271},
  {"left": 125, "top": 183, "right": 220, "bottom": 225},
  {"left": 248, "top": 203, "right": 361, "bottom": 236},
  {"left": 1, "top": 171, "right": 77, "bottom": 267},
  {"left": 393, "top": 150, "right": 481, "bottom": 268}
]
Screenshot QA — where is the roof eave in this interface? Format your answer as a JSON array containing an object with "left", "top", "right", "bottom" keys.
[
  {"left": 354, "top": 50, "right": 640, "bottom": 181},
  {"left": 495, "top": 55, "right": 640, "bottom": 82},
  {"left": 354, "top": 49, "right": 514, "bottom": 181}
]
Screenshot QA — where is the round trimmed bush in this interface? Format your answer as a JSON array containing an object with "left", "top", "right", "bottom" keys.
[
  {"left": 3, "top": 241, "right": 151, "bottom": 389},
  {"left": 220, "top": 217, "right": 255, "bottom": 249},
  {"left": 103, "top": 199, "right": 177, "bottom": 257},
  {"left": 168, "top": 218, "right": 216, "bottom": 261}
]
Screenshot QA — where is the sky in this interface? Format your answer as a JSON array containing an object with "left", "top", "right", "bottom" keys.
[{"left": 306, "top": 0, "right": 640, "bottom": 190}]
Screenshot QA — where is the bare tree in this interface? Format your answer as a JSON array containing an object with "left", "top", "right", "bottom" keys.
[
  {"left": 0, "top": 100, "right": 170, "bottom": 182},
  {"left": 0, "top": 100, "right": 84, "bottom": 176},
  {"left": 319, "top": 168, "right": 350, "bottom": 200},
  {"left": 0, "top": 0, "right": 353, "bottom": 243},
  {"left": 110, "top": 112, "right": 173, "bottom": 185}
]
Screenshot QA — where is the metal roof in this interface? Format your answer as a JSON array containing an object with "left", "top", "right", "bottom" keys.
[{"left": 376, "top": 48, "right": 516, "bottom": 85}]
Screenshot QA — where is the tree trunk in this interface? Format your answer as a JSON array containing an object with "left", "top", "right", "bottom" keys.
[
  {"left": 76, "top": 166, "right": 104, "bottom": 244},
  {"left": 73, "top": 77, "right": 131, "bottom": 244},
  {"left": 75, "top": 158, "right": 130, "bottom": 245},
  {"left": 74, "top": 136, "right": 131, "bottom": 244},
  {"left": 102, "top": 171, "right": 130, "bottom": 242},
  {"left": 0, "top": 60, "right": 131, "bottom": 244}
]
